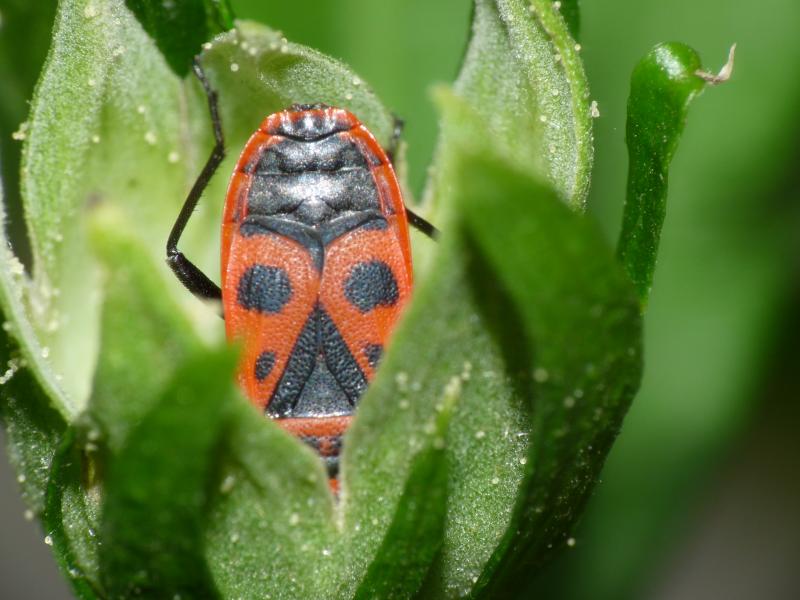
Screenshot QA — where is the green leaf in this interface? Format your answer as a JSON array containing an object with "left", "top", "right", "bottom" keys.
[
  {"left": 41, "top": 226, "right": 207, "bottom": 599},
  {"left": 87, "top": 218, "right": 204, "bottom": 452},
  {"left": 0, "top": 0, "right": 59, "bottom": 267},
  {"left": 0, "top": 339, "right": 66, "bottom": 515},
  {"left": 203, "top": 399, "right": 334, "bottom": 600},
  {"left": 351, "top": 399, "right": 452, "bottom": 600},
  {"left": 199, "top": 22, "right": 395, "bottom": 150},
  {"left": 124, "top": 0, "right": 234, "bottom": 75},
  {"left": 99, "top": 347, "right": 238, "bottom": 599},
  {"left": 0, "top": 142, "right": 67, "bottom": 522},
  {"left": 457, "top": 148, "right": 640, "bottom": 599},
  {"left": 435, "top": 0, "right": 592, "bottom": 210},
  {"left": 41, "top": 221, "right": 211, "bottom": 598},
  {"left": 400, "top": 93, "right": 640, "bottom": 597},
  {"left": 617, "top": 43, "right": 712, "bottom": 307},
  {"left": 43, "top": 426, "right": 103, "bottom": 599}
]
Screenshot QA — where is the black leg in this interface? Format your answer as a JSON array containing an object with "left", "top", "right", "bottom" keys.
[
  {"left": 386, "top": 114, "right": 404, "bottom": 165},
  {"left": 385, "top": 114, "right": 439, "bottom": 241},
  {"left": 406, "top": 208, "right": 440, "bottom": 240},
  {"left": 166, "top": 58, "right": 225, "bottom": 302}
]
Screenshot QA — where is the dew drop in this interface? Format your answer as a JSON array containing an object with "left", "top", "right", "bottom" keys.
[
  {"left": 11, "top": 122, "right": 28, "bottom": 141},
  {"left": 219, "top": 474, "right": 236, "bottom": 493},
  {"left": 395, "top": 371, "right": 409, "bottom": 390},
  {"left": 533, "top": 368, "right": 549, "bottom": 383},
  {"left": 230, "top": 62, "right": 239, "bottom": 72}
]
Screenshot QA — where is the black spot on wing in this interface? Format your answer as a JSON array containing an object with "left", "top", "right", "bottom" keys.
[
  {"left": 237, "top": 265, "right": 292, "bottom": 314},
  {"left": 254, "top": 351, "right": 276, "bottom": 381},
  {"left": 344, "top": 260, "right": 399, "bottom": 313}
]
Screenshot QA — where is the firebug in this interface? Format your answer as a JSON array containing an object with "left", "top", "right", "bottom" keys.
[{"left": 166, "top": 60, "right": 437, "bottom": 491}]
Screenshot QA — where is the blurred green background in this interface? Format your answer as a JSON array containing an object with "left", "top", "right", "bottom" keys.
[{"left": 1, "top": 1, "right": 798, "bottom": 598}]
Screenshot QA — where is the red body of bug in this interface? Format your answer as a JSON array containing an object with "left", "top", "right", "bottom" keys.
[{"left": 220, "top": 106, "right": 413, "bottom": 489}]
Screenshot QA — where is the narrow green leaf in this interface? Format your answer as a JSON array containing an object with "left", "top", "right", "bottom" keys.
[
  {"left": 0, "top": 0, "right": 58, "bottom": 267},
  {"left": 458, "top": 155, "right": 641, "bottom": 597},
  {"left": 43, "top": 427, "right": 103, "bottom": 599},
  {"left": 434, "top": 0, "right": 592, "bottom": 210},
  {"left": 41, "top": 221, "right": 207, "bottom": 597},
  {"left": 617, "top": 43, "right": 721, "bottom": 307},
  {"left": 0, "top": 340, "right": 66, "bottom": 515},
  {"left": 203, "top": 400, "right": 335, "bottom": 600},
  {"left": 350, "top": 388, "right": 453, "bottom": 600},
  {"left": 0, "top": 155, "right": 67, "bottom": 519},
  {"left": 87, "top": 218, "right": 204, "bottom": 452},
  {"left": 406, "top": 93, "right": 640, "bottom": 597},
  {"left": 124, "top": 0, "right": 234, "bottom": 75},
  {"left": 99, "top": 347, "right": 238, "bottom": 599}
]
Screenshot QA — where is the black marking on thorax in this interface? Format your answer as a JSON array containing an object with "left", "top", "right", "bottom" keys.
[
  {"left": 246, "top": 135, "right": 383, "bottom": 229},
  {"left": 239, "top": 211, "right": 387, "bottom": 273}
]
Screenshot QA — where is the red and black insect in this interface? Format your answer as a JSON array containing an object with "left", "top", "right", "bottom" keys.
[{"left": 167, "top": 61, "right": 437, "bottom": 491}]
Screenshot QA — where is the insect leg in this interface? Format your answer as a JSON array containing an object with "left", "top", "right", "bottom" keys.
[
  {"left": 386, "top": 114, "right": 404, "bottom": 165},
  {"left": 405, "top": 208, "right": 440, "bottom": 240},
  {"left": 166, "top": 58, "right": 225, "bottom": 302}
]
